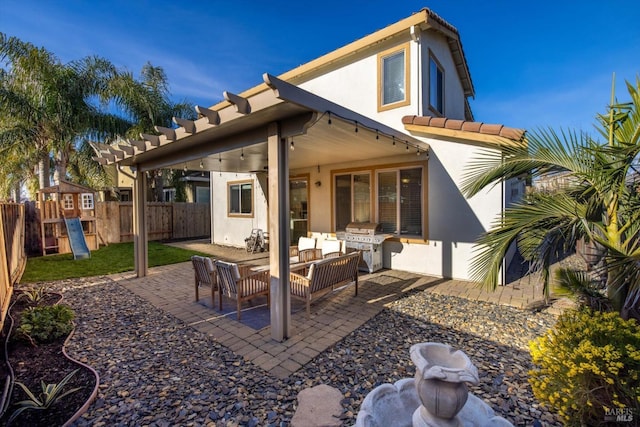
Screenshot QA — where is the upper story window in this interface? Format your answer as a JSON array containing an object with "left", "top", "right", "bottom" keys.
[
  {"left": 429, "top": 53, "right": 444, "bottom": 115},
  {"left": 378, "top": 43, "right": 410, "bottom": 111},
  {"left": 228, "top": 180, "right": 253, "bottom": 217}
]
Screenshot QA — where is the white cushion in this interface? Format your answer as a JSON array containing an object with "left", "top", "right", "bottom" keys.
[
  {"left": 298, "top": 236, "right": 316, "bottom": 251},
  {"left": 321, "top": 240, "right": 342, "bottom": 257}
]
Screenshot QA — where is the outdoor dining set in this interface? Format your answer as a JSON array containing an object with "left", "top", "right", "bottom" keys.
[{"left": 191, "top": 236, "right": 361, "bottom": 321}]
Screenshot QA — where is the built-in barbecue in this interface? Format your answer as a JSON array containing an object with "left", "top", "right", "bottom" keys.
[{"left": 337, "top": 222, "right": 393, "bottom": 273}]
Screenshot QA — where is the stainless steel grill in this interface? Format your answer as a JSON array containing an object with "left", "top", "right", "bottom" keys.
[{"left": 338, "top": 222, "right": 392, "bottom": 273}]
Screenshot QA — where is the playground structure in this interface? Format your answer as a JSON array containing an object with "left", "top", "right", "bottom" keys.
[{"left": 37, "top": 181, "right": 97, "bottom": 258}]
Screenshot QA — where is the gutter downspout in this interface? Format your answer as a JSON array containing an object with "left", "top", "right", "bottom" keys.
[{"left": 410, "top": 25, "right": 421, "bottom": 116}]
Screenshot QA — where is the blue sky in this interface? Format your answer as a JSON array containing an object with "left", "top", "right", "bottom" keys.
[{"left": 1, "top": 0, "right": 639, "bottom": 134}]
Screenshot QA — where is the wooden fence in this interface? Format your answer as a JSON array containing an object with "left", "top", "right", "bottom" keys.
[
  {"left": 24, "top": 201, "right": 210, "bottom": 255},
  {"left": 95, "top": 202, "right": 211, "bottom": 244},
  {"left": 0, "top": 203, "right": 26, "bottom": 330}
]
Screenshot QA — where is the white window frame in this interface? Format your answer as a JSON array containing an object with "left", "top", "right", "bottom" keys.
[
  {"left": 63, "top": 194, "right": 74, "bottom": 210},
  {"left": 378, "top": 43, "right": 411, "bottom": 111},
  {"left": 81, "top": 193, "right": 94, "bottom": 210},
  {"left": 163, "top": 188, "right": 176, "bottom": 202}
]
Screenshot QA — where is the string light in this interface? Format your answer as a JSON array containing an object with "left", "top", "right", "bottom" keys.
[
  {"left": 392, "top": 136, "right": 396, "bottom": 146},
  {"left": 406, "top": 144, "right": 409, "bottom": 151},
  {"left": 290, "top": 139, "right": 295, "bottom": 151},
  {"left": 240, "top": 148, "right": 244, "bottom": 161},
  {"left": 376, "top": 130, "right": 379, "bottom": 140},
  {"left": 199, "top": 159, "right": 204, "bottom": 169},
  {"left": 354, "top": 121, "right": 358, "bottom": 133},
  {"left": 327, "top": 112, "right": 332, "bottom": 125},
  {"left": 416, "top": 148, "right": 421, "bottom": 156},
  {"left": 218, "top": 153, "right": 222, "bottom": 163}
]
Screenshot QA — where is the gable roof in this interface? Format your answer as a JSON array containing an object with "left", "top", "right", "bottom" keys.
[
  {"left": 208, "top": 8, "right": 475, "bottom": 112},
  {"left": 402, "top": 115, "right": 526, "bottom": 147}
]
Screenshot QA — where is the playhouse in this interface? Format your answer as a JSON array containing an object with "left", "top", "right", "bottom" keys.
[{"left": 37, "top": 180, "right": 98, "bottom": 256}]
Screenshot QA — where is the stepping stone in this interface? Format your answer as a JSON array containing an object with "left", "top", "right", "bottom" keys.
[{"left": 291, "top": 384, "right": 343, "bottom": 427}]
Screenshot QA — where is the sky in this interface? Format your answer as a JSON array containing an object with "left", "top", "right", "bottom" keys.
[{"left": 1, "top": 0, "right": 639, "bottom": 135}]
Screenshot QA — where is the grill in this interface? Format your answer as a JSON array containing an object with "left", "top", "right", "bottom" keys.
[{"left": 337, "top": 222, "right": 393, "bottom": 273}]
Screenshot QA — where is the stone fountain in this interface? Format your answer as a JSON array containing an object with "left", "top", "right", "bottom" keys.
[{"left": 355, "top": 342, "right": 513, "bottom": 427}]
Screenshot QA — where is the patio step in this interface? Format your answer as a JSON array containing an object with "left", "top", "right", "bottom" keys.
[{"left": 291, "top": 384, "right": 343, "bottom": 427}]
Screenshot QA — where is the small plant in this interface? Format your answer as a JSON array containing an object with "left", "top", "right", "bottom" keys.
[
  {"left": 17, "top": 285, "right": 49, "bottom": 306},
  {"left": 529, "top": 308, "right": 640, "bottom": 426},
  {"left": 15, "top": 304, "right": 75, "bottom": 346},
  {"left": 7, "top": 369, "right": 82, "bottom": 425}
]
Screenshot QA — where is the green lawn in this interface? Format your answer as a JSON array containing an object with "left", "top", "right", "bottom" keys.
[{"left": 20, "top": 241, "right": 209, "bottom": 283}]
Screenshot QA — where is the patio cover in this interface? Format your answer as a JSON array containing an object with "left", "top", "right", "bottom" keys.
[{"left": 94, "top": 74, "right": 427, "bottom": 341}]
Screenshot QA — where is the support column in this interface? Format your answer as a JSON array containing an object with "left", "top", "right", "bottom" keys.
[
  {"left": 268, "top": 122, "right": 291, "bottom": 341},
  {"left": 133, "top": 168, "right": 148, "bottom": 278}
]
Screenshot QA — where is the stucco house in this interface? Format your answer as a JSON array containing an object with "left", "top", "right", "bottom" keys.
[{"left": 93, "top": 8, "right": 526, "bottom": 340}]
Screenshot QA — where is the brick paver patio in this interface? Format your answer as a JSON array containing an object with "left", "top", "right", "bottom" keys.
[{"left": 108, "top": 240, "right": 569, "bottom": 379}]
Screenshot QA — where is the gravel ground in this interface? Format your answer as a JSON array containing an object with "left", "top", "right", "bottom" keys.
[{"left": 50, "top": 276, "right": 562, "bottom": 426}]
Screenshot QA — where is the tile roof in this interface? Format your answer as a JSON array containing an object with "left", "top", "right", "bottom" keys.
[{"left": 402, "top": 115, "right": 525, "bottom": 142}]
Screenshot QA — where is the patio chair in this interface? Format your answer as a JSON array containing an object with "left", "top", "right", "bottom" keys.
[
  {"left": 191, "top": 255, "right": 217, "bottom": 305},
  {"left": 290, "top": 236, "right": 320, "bottom": 263},
  {"left": 214, "top": 260, "right": 270, "bottom": 320},
  {"left": 320, "top": 239, "right": 344, "bottom": 258}
]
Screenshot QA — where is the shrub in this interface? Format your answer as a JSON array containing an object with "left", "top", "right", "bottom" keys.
[
  {"left": 15, "top": 304, "right": 75, "bottom": 345},
  {"left": 529, "top": 309, "right": 640, "bottom": 426}
]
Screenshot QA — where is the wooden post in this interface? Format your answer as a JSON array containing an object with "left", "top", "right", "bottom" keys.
[
  {"left": 268, "top": 122, "right": 291, "bottom": 341},
  {"left": 133, "top": 168, "right": 148, "bottom": 277}
]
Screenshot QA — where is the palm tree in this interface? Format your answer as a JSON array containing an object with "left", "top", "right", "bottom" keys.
[
  {"left": 0, "top": 33, "right": 132, "bottom": 194},
  {"left": 108, "top": 62, "right": 195, "bottom": 201},
  {"left": 461, "top": 77, "right": 640, "bottom": 319}
]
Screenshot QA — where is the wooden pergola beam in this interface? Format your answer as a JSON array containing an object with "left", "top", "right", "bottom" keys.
[
  {"left": 195, "top": 105, "right": 220, "bottom": 125},
  {"left": 173, "top": 117, "right": 196, "bottom": 134},
  {"left": 154, "top": 126, "right": 176, "bottom": 141},
  {"left": 140, "top": 133, "right": 160, "bottom": 147},
  {"left": 223, "top": 91, "right": 251, "bottom": 114}
]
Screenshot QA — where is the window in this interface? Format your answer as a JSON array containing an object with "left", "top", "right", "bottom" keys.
[
  {"left": 378, "top": 43, "right": 410, "bottom": 111},
  {"left": 333, "top": 165, "right": 425, "bottom": 238},
  {"left": 63, "top": 194, "right": 74, "bottom": 210},
  {"left": 228, "top": 180, "right": 253, "bottom": 216},
  {"left": 196, "top": 186, "right": 210, "bottom": 204},
  {"left": 335, "top": 173, "right": 371, "bottom": 230},
  {"left": 378, "top": 168, "right": 423, "bottom": 236},
  {"left": 429, "top": 53, "right": 444, "bottom": 115},
  {"left": 81, "top": 193, "right": 94, "bottom": 210},
  {"left": 163, "top": 189, "right": 176, "bottom": 202}
]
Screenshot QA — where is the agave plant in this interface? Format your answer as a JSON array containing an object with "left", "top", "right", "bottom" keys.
[{"left": 8, "top": 369, "right": 82, "bottom": 424}]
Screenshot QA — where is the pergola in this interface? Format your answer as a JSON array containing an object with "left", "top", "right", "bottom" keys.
[{"left": 93, "top": 74, "right": 427, "bottom": 341}]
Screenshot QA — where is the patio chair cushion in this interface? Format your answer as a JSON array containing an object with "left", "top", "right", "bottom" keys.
[
  {"left": 298, "top": 236, "right": 317, "bottom": 251},
  {"left": 321, "top": 239, "right": 343, "bottom": 257}
]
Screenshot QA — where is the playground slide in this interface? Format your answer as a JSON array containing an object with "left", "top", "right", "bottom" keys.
[{"left": 64, "top": 217, "right": 91, "bottom": 260}]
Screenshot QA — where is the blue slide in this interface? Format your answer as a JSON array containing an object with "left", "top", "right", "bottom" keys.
[{"left": 64, "top": 217, "right": 91, "bottom": 260}]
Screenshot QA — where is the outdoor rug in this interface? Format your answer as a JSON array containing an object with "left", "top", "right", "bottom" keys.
[{"left": 197, "top": 295, "right": 307, "bottom": 330}]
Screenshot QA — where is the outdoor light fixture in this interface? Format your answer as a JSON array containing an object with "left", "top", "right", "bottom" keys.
[{"left": 183, "top": 163, "right": 187, "bottom": 172}]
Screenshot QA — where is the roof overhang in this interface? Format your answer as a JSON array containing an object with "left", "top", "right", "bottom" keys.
[{"left": 93, "top": 74, "right": 428, "bottom": 173}]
